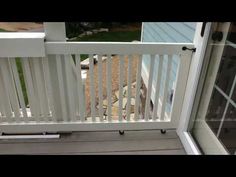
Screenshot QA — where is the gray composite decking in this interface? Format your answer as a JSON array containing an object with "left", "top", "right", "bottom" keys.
[{"left": 0, "top": 130, "right": 185, "bottom": 155}]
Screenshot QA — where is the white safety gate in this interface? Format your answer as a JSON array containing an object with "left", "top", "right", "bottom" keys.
[{"left": 0, "top": 39, "right": 193, "bottom": 133}]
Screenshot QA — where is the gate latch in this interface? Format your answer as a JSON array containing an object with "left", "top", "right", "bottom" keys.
[{"left": 182, "top": 46, "right": 196, "bottom": 52}]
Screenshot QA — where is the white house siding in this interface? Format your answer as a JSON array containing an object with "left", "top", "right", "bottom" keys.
[{"left": 141, "top": 22, "right": 196, "bottom": 115}]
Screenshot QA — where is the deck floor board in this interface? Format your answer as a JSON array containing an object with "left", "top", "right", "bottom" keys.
[{"left": 0, "top": 130, "right": 185, "bottom": 155}]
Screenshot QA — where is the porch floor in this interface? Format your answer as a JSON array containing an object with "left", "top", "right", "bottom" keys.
[{"left": 0, "top": 130, "right": 185, "bottom": 154}]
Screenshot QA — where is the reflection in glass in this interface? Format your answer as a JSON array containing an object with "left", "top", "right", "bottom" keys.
[
  {"left": 219, "top": 103, "right": 236, "bottom": 154},
  {"left": 215, "top": 46, "right": 236, "bottom": 95},
  {"left": 232, "top": 84, "right": 236, "bottom": 103},
  {"left": 206, "top": 89, "right": 227, "bottom": 135}
]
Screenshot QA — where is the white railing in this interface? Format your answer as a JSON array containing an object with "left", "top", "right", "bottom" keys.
[{"left": 0, "top": 42, "right": 193, "bottom": 133}]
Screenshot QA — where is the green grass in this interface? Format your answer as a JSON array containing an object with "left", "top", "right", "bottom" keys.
[
  {"left": 0, "top": 28, "right": 7, "bottom": 32},
  {"left": 75, "top": 30, "right": 141, "bottom": 42},
  {"left": 15, "top": 58, "right": 29, "bottom": 106}
]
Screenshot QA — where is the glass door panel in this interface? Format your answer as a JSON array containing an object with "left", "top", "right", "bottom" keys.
[{"left": 191, "top": 22, "right": 236, "bottom": 154}]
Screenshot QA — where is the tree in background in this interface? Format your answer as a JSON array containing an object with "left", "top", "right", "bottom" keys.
[{"left": 65, "top": 22, "right": 134, "bottom": 38}]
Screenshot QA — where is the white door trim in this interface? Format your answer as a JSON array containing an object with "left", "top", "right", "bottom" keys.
[
  {"left": 190, "top": 22, "right": 231, "bottom": 154},
  {"left": 178, "top": 132, "right": 201, "bottom": 154},
  {"left": 177, "top": 22, "right": 212, "bottom": 154}
]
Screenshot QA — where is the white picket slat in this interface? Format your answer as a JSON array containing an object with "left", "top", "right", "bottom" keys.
[
  {"left": 106, "top": 55, "right": 112, "bottom": 122},
  {"left": 39, "top": 58, "right": 51, "bottom": 117},
  {"left": 144, "top": 55, "right": 155, "bottom": 121},
  {"left": 0, "top": 79, "right": 4, "bottom": 120},
  {"left": 29, "top": 59, "right": 41, "bottom": 117},
  {"left": 0, "top": 60, "right": 12, "bottom": 120},
  {"left": 126, "top": 55, "right": 133, "bottom": 121},
  {"left": 9, "top": 58, "right": 28, "bottom": 121},
  {"left": 32, "top": 58, "right": 49, "bottom": 120},
  {"left": 4, "top": 59, "right": 21, "bottom": 121},
  {"left": 97, "top": 55, "right": 104, "bottom": 122},
  {"left": 160, "top": 55, "right": 172, "bottom": 121},
  {"left": 152, "top": 55, "right": 164, "bottom": 120},
  {"left": 64, "top": 54, "right": 76, "bottom": 122},
  {"left": 55, "top": 54, "right": 67, "bottom": 121},
  {"left": 75, "top": 54, "right": 85, "bottom": 122},
  {"left": 0, "top": 62, "right": 15, "bottom": 121},
  {"left": 0, "top": 74, "right": 6, "bottom": 122},
  {"left": 134, "top": 55, "right": 142, "bottom": 121},
  {"left": 0, "top": 76, "right": 5, "bottom": 119},
  {"left": 118, "top": 55, "right": 125, "bottom": 122},
  {"left": 70, "top": 57, "right": 80, "bottom": 120},
  {"left": 0, "top": 74, "right": 5, "bottom": 118},
  {"left": 89, "top": 54, "right": 96, "bottom": 122},
  {"left": 21, "top": 58, "right": 40, "bottom": 122},
  {"left": 42, "top": 57, "right": 56, "bottom": 121}
]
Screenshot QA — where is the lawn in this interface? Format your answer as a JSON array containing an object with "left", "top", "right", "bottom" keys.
[
  {"left": 74, "top": 30, "right": 141, "bottom": 42},
  {"left": 0, "top": 28, "right": 7, "bottom": 32},
  {"left": 15, "top": 58, "right": 28, "bottom": 106}
]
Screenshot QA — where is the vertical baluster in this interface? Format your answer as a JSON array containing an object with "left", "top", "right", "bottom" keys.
[
  {"left": 152, "top": 55, "right": 164, "bottom": 120},
  {"left": 21, "top": 57, "right": 40, "bottom": 122},
  {"left": 144, "top": 55, "right": 155, "bottom": 121},
  {"left": 0, "top": 75, "right": 5, "bottom": 119},
  {"left": 42, "top": 57, "right": 56, "bottom": 122},
  {"left": 4, "top": 58, "right": 21, "bottom": 122},
  {"left": 75, "top": 54, "right": 86, "bottom": 122},
  {"left": 70, "top": 57, "right": 80, "bottom": 120},
  {"left": 39, "top": 58, "right": 51, "bottom": 119},
  {"left": 126, "top": 55, "right": 133, "bottom": 121},
  {"left": 118, "top": 55, "right": 124, "bottom": 122},
  {"left": 55, "top": 54, "right": 67, "bottom": 121},
  {"left": 9, "top": 58, "right": 28, "bottom": 121},
  {"left": 106, "top": 54, "right": 112, "bottom": 122},
  {"left": 0, "top": 74, "right": 8, "bottom": 121},
  {"left": 29, "top": 58, "right": 41, "bottom": 119},
  {"left": 0, "top": 59, "right": 12, "bottom": 121},
  {"left": 64, "top": 54, "right": 76, "bottom": 122},
  {"left": 32, "top": 57, "right": 49, "bottom": 121},
  {"left": 89, "top": 54, "right": 96, "bottom": 122},
  {"left": 97, "top": 55, "right": 104, "bottom": 122},
  {"left": 134, "top": 55, "right": 142, "bottom": 121},
  {"left": 0, "top": 78, "right": 4, "bottom": 121},
  {"left": 160, "top": 55, "right": 172, "bottom": 121}
]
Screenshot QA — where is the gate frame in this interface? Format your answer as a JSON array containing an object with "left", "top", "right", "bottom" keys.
[{"left": 0, "top": 23, "right": 192, "bottom": 134}]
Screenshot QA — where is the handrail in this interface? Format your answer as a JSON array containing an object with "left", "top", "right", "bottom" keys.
[
  {"left": 45, "top": 42, "right": 194, "bottom": 55},
  {"left": 0, "top": 33, "right": 45, "bottom": 57}
]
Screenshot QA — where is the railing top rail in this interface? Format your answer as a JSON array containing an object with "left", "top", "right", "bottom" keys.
[
  {"left": 45, "top": 42, "right": 194, "bottom": 55},
  {"left": 0, "top": 33, "right": 45, "bottom": 58},
  {"left": 0, "top": 32, "right": 45, "bottom": 39}
]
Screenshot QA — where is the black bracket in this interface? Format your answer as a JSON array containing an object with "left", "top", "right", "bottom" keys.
[
  {"left": 201, "top": 22, "right": 207, "bottom": 37},
  {"left": 182, "top": 46, "right": 196, "bottom": 52}
]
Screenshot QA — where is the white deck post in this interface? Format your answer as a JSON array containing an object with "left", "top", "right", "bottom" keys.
[
  {"left": 44, "top": 23, "right": 67, "bottom": 121},
  {"left": 44, "top": 23, "right": 66, "bottom": 41}
]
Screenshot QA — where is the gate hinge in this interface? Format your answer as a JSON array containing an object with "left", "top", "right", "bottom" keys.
[{"left": 182, "top": 46, "right": 196, "bottom": 52}]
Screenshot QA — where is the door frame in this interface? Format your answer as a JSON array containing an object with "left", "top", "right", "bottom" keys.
[
  {"left": 177, "top": 22, "right": 213, "bottom": 154},
  {"left": 190, "top": 22, "right": 232, "bottom": 154}
]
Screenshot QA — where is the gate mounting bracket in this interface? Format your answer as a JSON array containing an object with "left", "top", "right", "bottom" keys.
[{"left": 182, "top": 46, "right": 196, "bottom": 52}]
